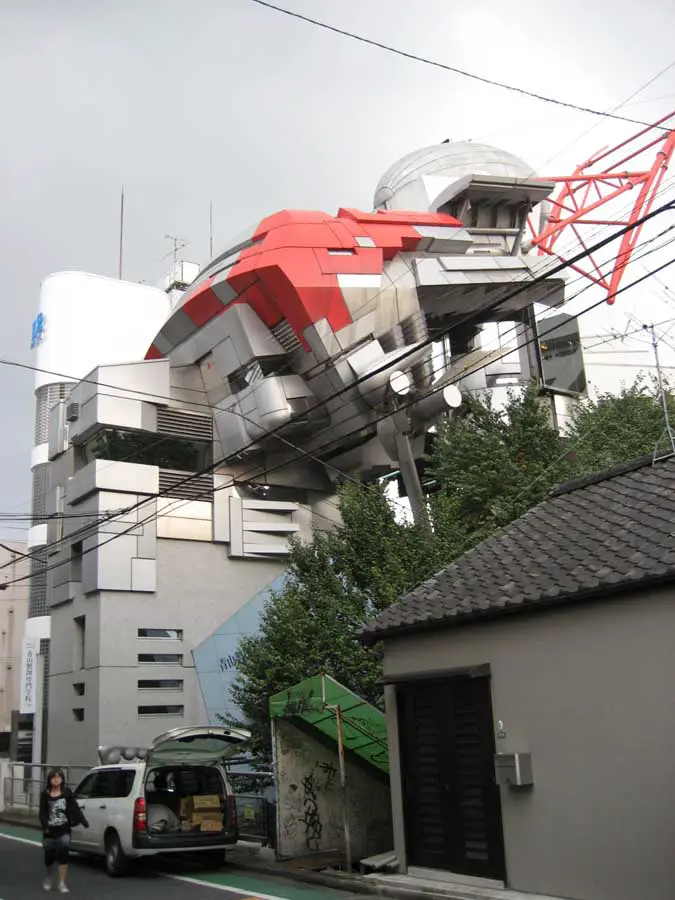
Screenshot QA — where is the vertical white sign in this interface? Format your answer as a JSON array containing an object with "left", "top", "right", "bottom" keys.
[{"left": 20, "top": 639, "right": 37, "bottom": 714}]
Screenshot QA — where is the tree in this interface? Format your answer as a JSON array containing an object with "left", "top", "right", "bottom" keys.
[
  {"left": 231, "top": 379, "right": 675, "bottom": 757},
  {"left": 228, "top": 482, "right": 452, "bottom": 760},
  {"left": 566, "top": 378, "right": 675, "bottom": 473},
  {"left": 428, "top": 383, "right": 571, "bottom": 546}
]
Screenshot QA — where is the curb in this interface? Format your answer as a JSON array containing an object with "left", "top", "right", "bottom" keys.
[
  {"left": 0, "top": 814, "right": 468, "bottom": 900},
  {"left": 0, "top": 813, "right": 40, "bottom": 831}
]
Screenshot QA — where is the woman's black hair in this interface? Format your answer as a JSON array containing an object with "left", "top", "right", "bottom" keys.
[{"left": 46, "top": 768, "right": 66, "bottom": 790}]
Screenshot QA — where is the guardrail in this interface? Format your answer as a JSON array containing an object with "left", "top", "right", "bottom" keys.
[
  {"left": 229, "top": 771, "right": 276, "bottom": 848},
  {"left": 2, "top": 764, "right": 90, "bottom": 815}
]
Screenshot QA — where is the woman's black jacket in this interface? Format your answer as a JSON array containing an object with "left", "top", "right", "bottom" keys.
[{"left": 39, "top": 789, "right": 89, "bottom": 835}]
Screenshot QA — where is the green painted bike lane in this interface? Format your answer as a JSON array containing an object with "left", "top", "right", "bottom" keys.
[{"left": 0, "top": 822, "right": 349, "bottom": 900}]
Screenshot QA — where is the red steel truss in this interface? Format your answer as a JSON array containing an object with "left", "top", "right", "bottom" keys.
[{"left": 528, "top": 110, "right": 675, "bottom": 304}]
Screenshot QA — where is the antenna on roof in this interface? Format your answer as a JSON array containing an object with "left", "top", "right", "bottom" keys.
[
  {"left": 209, "top": 201, "right": 214, "bottom": 259},
  {"left": 629, "top": 315, "right": 675, "bottom": 460},
  {"left": 162, "top": 234, "right": 192, "bottom": 271}
]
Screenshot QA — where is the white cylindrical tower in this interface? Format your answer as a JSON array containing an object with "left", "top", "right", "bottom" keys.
[
  {"left": 28, "top": 272, "right": 172, "bottom": 617},
  {"left": 25, "top": 272, "right": 172, "bottom": 763}
]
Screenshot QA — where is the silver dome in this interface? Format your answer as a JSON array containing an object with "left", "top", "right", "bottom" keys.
[{"left": 374, "top": 141, "right": 535, "bottom": 209}]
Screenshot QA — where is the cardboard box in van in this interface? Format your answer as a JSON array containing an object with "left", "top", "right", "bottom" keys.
[{"left": 180, "top": 795, "right": 221, "bottom": 820}]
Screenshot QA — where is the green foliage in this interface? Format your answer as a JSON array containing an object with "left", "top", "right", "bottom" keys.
[
  {"left": 230, "top": 378, "right": 675, "bottom": 758},
  {"left": 566, "top": 377, "right": 675, "bottom": 472},
  {"left": 228, "top": 482, "right": 451, "bottom": 760},
  {"left": 428, "top": 383, "right": 570, "bottom": 539}
]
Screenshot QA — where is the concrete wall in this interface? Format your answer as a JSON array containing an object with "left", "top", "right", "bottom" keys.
[
  {"left": 48, "top": 538, "right": 283, "bottom": 766},
  {"left": 0, "top": 544, "right": 29, "bottom": 735},
  {"left": 274, "top": 718, "right": 392, "bottom": 864},
  {"left": 382, "top": 585, "right": 675, "bottom": 900}
]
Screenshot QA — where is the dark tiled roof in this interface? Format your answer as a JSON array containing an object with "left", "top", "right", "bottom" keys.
[{"left": 361, "top": 453, "right": 675, "bottom": 644}]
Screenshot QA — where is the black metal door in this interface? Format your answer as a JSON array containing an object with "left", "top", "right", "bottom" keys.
[{"left": 397, "top": 675, "right": 505, "bottom": 880}]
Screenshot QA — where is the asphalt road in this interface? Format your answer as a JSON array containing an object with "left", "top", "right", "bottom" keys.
[{"left": 0, "top": 828, "right": 352, "bottom": 900}]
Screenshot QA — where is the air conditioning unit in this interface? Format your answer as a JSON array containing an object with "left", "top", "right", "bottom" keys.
[{"left": 66, "top": 403, "right": 80, "bottom": 423}]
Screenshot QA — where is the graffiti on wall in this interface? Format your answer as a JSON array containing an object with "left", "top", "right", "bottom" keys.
[
  {"left": 299, "top": 772, "right": 323, "bottom": 850},
  {"left": 275, "top": 719, "right": 393, "bottom": 860},
  {"left": 319, "top": 760, "right": 338, "bottom": 789}
]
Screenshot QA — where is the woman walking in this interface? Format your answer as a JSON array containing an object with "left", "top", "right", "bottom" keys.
[{"left": 38, "top": 768, "right": 89, "bottom": 893}]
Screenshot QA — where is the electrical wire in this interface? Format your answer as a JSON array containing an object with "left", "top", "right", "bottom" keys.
[
  {"left": 5, "top": 247, "right": 675, "bottom": 590},
  {"left": 5, "top": 164, "right": 675, "bottom": 562},
  {"left": 243, "top": 0, "right": 673, "bottom": 130},
  {"left": 3, "top": 195, "right": 674, "bottom": 563}
]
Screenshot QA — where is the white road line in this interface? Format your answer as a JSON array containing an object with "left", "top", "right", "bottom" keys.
[
  {"left": 167, "top": 874, "right": 286, "bottom": 900},
  {"left": 0, "top": 833, "right": 289, "bottom": 900},
  {"left": 0, "top": 831, "right": 39, "bottom": 847}
]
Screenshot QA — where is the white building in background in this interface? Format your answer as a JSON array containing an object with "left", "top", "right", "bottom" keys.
[
  {"left": 22, "top": 271, "right": 174, "bottom": 763},
  {"left": 0, "top": 543, "right": 29, "bottom": 752},
  {"left": 458, "top": 312, "right": 675, "bottom": 424},
  {"left": 581, "top": 329, "right": 675, "bottom": 397}
]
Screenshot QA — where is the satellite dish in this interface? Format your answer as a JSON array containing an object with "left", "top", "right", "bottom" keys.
[{"left": 443, "top": 385, "right": 462, "bottom": 409}]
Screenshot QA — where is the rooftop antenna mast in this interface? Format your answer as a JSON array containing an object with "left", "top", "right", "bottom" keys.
[
  {"left": 628, "top": 313, "right": 675, "bottom": 458},
  {"left": 209, "top": 201, "right": 214, "bottom": 259},
  {"left": 648, "top": 321, "right": 675, "bottom": 457},
  {"left": 163, "top": 233, "right": 192, "bottom": 271}
]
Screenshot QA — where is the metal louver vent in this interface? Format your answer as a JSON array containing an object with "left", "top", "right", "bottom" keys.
[
  {"left": 28, "top": 550, "right": 48, "bottom": 617},
  {"left": 156, "top": 408, "right": 213, "bottom": 442},
  {"left": 159, "top": 469, "right": 214, "bottom": 503},
  {"left": 34, "top": 383, "right": 69, "bottom": 444},
  {"left": 272, "top": 321, "right": 301, "bottom": 354},
  {"left": 66, "top": 402, "right": 80, "bottom": 422}
]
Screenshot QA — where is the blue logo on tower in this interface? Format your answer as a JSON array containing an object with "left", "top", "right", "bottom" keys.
[{"left": 31, "top": 313, "right": 46, "bottom": 349}]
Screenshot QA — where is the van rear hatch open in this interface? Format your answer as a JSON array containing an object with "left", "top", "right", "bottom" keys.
[
  {"left": 133, "top": 726, "right": 250, "bottom": 852},
  {"left": 146, "top": 726, "right": 251, "bottom": 768}
]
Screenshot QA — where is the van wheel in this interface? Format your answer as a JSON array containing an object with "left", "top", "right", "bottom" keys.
[{"left": 104, "top": 831, "right": 127, "bottom": 878}]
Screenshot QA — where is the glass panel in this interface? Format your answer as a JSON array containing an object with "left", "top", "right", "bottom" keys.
[
  {"left": 138, "top": 705, "right": 185, "bottom": 717},
  {"left": 138, "top": 654, "right": 183, "bottom": 665},
  {"left": 138, "top": 629, "right": 183, "bottom": 640}
]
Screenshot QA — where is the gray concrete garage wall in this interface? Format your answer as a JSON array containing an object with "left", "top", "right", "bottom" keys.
[{"left": 382, "top": 585, "right": 675, "bottom": 900}]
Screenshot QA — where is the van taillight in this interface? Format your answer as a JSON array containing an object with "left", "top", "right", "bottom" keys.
[
  {"left": 228, "top": 795, "right": 237, "bottom": 829},
  {"left": 133, "top": 797, "right": 147, "bottom": 832}
]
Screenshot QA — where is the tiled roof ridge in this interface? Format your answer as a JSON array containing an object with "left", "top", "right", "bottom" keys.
[
  {"left": 360, "top": 451, "right": 675, "bottom": 644},
  {"left": 549, "top": 451, "right": 675, "bottom": 498}
]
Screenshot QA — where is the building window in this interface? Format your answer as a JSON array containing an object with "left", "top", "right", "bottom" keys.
[
  {"left": 138, "top": 705, "right": 184, "bottom": 717},
  {"left": 73, "top": 682, "right": 85, "bottom": 696},
  {"left": 71, "top": 542, "right": 83, "bottom": 583},
  {"left": 74, "top": 616, "right": 85, "bottom": 670},
  {"left": 138, "top": 679, "right": 184, "bottom": 691},
  {"left": 73, "top": 708, "right": 84, "bottom": 722},
  {"left": 83, "top": 429, "right": 211, "bottom": 473},
  {"left": 137, "top": 653, "right": 183, "bottom": 665},
  {"left": 137, "top": 629, "right": 183, "bottom": 641}
]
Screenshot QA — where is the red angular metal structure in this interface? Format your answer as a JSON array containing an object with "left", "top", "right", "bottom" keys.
[{"left": 528, "top": 110, "right": 675, "bottom": 303}]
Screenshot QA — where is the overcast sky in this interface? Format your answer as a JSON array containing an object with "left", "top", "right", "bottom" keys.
[{"left": 1, "top": 0, "right": 675, "bottom": 536}]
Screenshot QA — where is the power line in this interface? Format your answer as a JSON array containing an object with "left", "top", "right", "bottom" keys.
[
  {"left": 244, "top": 0, "right": 673, "bottom": 129},
  {"left": 5, "top": 248, "right": 675, "bottom": 590},
  {"left": 3, "top": 196, "right": 673, "bottom": 547},
  {"left": 5, "top": 195, "right": 674, "bottom": 567}
]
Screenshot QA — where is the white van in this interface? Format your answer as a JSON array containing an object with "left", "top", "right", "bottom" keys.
[{"left": 69, "top": 726, "right": 250, "bottom": 877}]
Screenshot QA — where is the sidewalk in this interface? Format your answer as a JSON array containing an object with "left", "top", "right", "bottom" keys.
[{"left": 0, "top": 810, "right": 568, "bottom": 900}]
